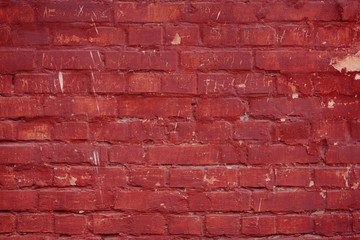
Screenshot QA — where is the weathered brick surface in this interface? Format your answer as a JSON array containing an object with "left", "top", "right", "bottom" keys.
[{"left": 0, "top": 0, "right": 358, "bottom": 238}]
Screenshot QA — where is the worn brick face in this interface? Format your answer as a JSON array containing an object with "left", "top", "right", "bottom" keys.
[{"left": 0, "top": 0, "right": 358, "bottom": 238}]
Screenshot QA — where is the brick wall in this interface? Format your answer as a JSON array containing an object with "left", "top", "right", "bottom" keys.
[{"left": 0, "top": 0, "right": 360, "bottom": 239}]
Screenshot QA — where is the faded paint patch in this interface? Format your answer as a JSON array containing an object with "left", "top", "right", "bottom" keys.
[{"left": 171, "top": 33, "right": 181, "bottom": 45}]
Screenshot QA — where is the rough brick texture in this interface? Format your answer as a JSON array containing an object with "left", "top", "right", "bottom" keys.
[{"left": 0, "top": 0, "right": 359, "bottom": 239}]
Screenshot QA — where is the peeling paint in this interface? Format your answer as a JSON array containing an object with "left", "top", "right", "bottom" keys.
[
  {"left": 327, "top": 100, "right": 335, "bottom": 108},
  {"left": 58, "top": 72, "right": 63, "bottom": 93},
  {"left": 331, "top": 51, "right": 360, "bottom": 72}
]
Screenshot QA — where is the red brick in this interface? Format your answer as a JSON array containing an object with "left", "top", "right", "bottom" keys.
[
  {"left": 91, "top": 121, "right": 166, "bottom": 143},
  {"left": 118, "top": 97, "right": 191, "bottom": 119},
  {"left": 130, "top": 120, "right": 167, "bottom": 142},
  {"left": 168, "top": 122, "right": 196, "bottom": 144},
  {"left": 277, "top": 26, "right": 313, "bottom": 46},
  {"left": 110, "top": 145, "right": 143, "bottom": 164},
  {"left": 55, "top": 72, "right": 90, "bottom": 94},
  {"left": 249, "top": 145, "right": 316, "bottom": 165},
  {"left": 39, "top": 191, "right": 97, "bottom": 211},
  {"left": 195, "top": 98, "right": 247, "bottom": 120},
  {"left": 14, "top": 74, "right": 53, "bottom": 94},
  {"left": 130, "top": 167, "right": 166, "bottom": 188},
  {"left": 11, "top": 166, "right": 52, "bottom": 188},
  {"left": 129, "top": 26, "right": 163, "bottom": 46},
  {"left": 52, "top": 122, "right": 88, "bottom": 140},
  {"left": 169, "top": 168, "right": 205, "bottom": 188},
  {"left": 239, "top": 168, "right": 273, "bottom": 188},
  {"left": 54, "top": 27, "right": 125, "bottom": 46},
  {"left": 314, "top": 26, "right": 352, "bottom": 47},
  {"left": 0, "top": 97, "right": 43, "bottom": 119},
  {"left": 312, "top": 121, "right": 348, "bottom": 143},
  {"left": 58, "top": 166, "right": 117, "bottom": 191},
  {"left": 326, "top": 145, "right": 360, "bottom": 164},
  {"left": 0, "top": 190, "right": 37, "bottom": 210},
  {"left": 264, "top": 2, "right": 340, "bottom": 21},
  {"left": 315, "top": 214, "right": 352, "bottom": 236},
  {"left": 240, "top": 26, "right": 276, "bottom": 46},
  {"left": 351, "top": 121, "right": 360, "bottom": 140},
  {"left": 0, "top": 122, "right": 15, "bottom": 140},
  {"left": 54, "top": 166, "right": 94, "bottom": 187},
  {"left": 131, "top": 214, "right": 166, "bottom": 235},
  {"left": 253, "top": 191, "right": 325, "bottom": 212},
  {"left": 39, "top": 50, "right": 102, "bottom": 70},
  {"left": 250, "top": 97, "right": 321, "bottom": 119},
  {"left": 90, "top": 122, "right": 130, "bottom": 142},
  {"left": 184, "top": 3, "right": 260, "bottom": 23},
  {"left": 315, "top": 168, "right": 350, "bottom": 188},
  {"left": 198, "top": 73, "right": 274, "bottom": 96},
  {"left": 0, "top": 26, "right": 10, "bottom": 46},
  {"left": 322, "top": 97, "right": 360, "bottom": 120},
  {"left": 91, "top": 72, "right": 126, "bottom": 94},
  {"left": 326, "top": 191, "right": 360, "bottom": 210},
  {"left": 202, "top": 25, "right": 238, "bottom": 47},
  {"left": 97, "top": 167, "right": 128, "bottom": 189},
  {"left": 161, "top": 74, "right": 197, "bottom": 94},
  {"left": 44, "top": 97, "right": 117, "bottom": 118},
  {"left": 55, "top": 214, "right": 87, "bottom": 235},
  {"left": 340, "top": 0, "right": 359, "bottom": 20},
  {"left": 17, "top": 214, "right": 52, "bottom": 233},
  {"left": 0, "top": 75, "right": 11, "bottom": 96},
  {"left": 256, "top": 51, "right": 331, "bottom": 72},
  {"left": 273, "top": 121, "right": 310, "bottom": 144},
  {"left": 115, "top": 3, "right": 184, "bottom": 23},
  {"left": 189, "top": 191, "right": 251, "bottom": 212},
  {"left": 276, "top": 74, "right": 313, "bottom": 96},
  {"left": 0, "top": 145, "right": 41, "bottom": 164},
  {"left": 181, "top": 51, "right": 252, "bottom": 71},
  {"left": 277, "top": 215, "right": 313, "bottom": 234},
  {"left": 206, "top": 215, "right": 240, "bottom": 236},
  {"left": 206, "top": 167, "right": 237, "bottom": 190},
  {"left": 164, "top": 25, "right": 200, "bottom": 46},
  {"left": 11, "top": 28, "right": 49, "bottom": 46},
  {"left": 242, "top": 216, "right": 276, "bottom": 236},
  {"left": 0, "top": 166, "right": 50, "bottom": 189},
  {"left": 196, "top": 122, "right": 232, "bottom": 142},
  {"left": 128, "top": 73, "right": 161, "bottom": 93},
  {"left": 168, "top": 215, "right": 203, "bottom": 235},
  {"left": 39, "top": 2, "right": 111, "bottom": 22},
  {"left": 275, "top": 168, "right": 312, "bottom": 187},
  {"left": 92, "top": 214, "right": 129, "bottom": 234},
  {"left": 354, "top": 212, "right": 360, "bottom": 233},
  {"left": 1, "top": 3, "right": 35, "bottom": 23},
  {"left": 41, "top": 143, "right": 107, "bottom": 165},
  {"left": 147, "top": 145, "right": 219, "bottom": 165},
  {"left": 0, "top": 214, "right": 15, "bottom": 233},
  {"left": 17, "top": 122, "right": 51, "bottom": 140},
  {"left": 234, "top": 121, "right": 271, "bottom": 140},
  {"left": 106, "top": 51, "right": 176, "bottom": 71},
  {"left": 114, "top": 191, "right": 188, "bottom": 212}
]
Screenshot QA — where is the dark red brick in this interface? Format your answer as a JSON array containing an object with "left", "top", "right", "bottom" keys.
[
  {"left": 242, "top": 216, "right": 276, "bottom": 236},
  {"left": 253, "top": 191, "right": 325, "bottom": 212},
  {"left": 55, "top": 214, "right": 87, "bottom": 235},
  {"left": 168, "top": 215, "right": 203, "bottom": 235},
  {"left": 277, "top": 215, "right": 313, "bottom": 234},
  {"left": 17, "top": 214, "right": 52, "bottom": 233},
  {"left": 206, "top": 215, "right": 240, "bottom": 236},
  {"left": 0, "top": 214, "right": 15, "bottom": 233},
  {"left": 181, "top": 51, "right": 252, "bottom": 71}
]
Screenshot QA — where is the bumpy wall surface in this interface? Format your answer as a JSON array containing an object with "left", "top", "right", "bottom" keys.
[{"left": 0, "top": 0, "right": 360, "bottom": 239}]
